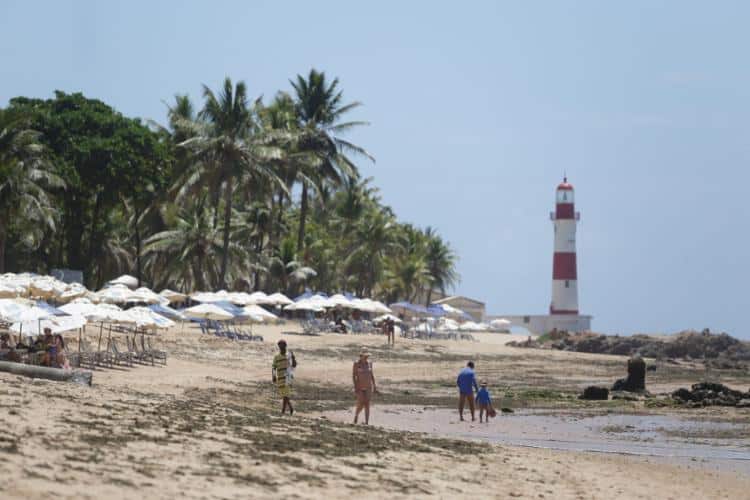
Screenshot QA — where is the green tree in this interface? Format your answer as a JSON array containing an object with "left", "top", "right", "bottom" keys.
[
  {"left": 0, "top": 108, "right": 64, "bottom": 273},
  {"left": 290, "top": 69, "right": 374, "bottom": 252},
  {"left": 176, "top": 77, "right": 285, "bottom": 287},
  {"left": 423, "top": 227, "right": 459, "bottom": 305}
]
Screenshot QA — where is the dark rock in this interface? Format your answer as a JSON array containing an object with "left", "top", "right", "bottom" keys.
[
  {"left": 611, "top": 356, "right": 646, "bottom": 392},
  {"left": 579, "top": 386, "right": 609, "bottom": 400},
  {"left": 500, "top": 407, "right": 514, "bottom": 413}
]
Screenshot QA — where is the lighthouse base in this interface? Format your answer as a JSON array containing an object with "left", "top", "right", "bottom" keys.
[{"left": 486, "top": 314, "right": 592, "bottom": 336}]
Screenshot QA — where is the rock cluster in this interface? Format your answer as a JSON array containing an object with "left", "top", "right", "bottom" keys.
[
  {"left": 513, "top": 329, "right": 750, "bottom": 368},
  {"left": 579, "top": 386, "right": 609, "bottom": 400},
  {"left": 671, "top": 382, "right": 750, "bottom": 408}
]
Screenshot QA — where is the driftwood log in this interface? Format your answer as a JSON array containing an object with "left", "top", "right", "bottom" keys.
[{"left": 0, "top": 361, "right": 92, "bottom": 386}]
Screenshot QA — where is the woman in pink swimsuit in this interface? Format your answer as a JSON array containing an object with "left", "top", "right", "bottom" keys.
[{"left": 352, "top": 350, "right": 377, "bottom": 424}]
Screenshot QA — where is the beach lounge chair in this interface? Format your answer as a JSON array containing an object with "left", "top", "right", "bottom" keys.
[
  {"left": 109, "top": 340, "right": 133, "bottom": 367},
  {"left": 145, "top": 337, "right": 167, "bottom": 364}
]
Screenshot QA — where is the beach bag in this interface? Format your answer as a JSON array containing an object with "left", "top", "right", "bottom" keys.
[
  {"left": 487, "top": 405, "right": 497, "bottom": 418},
  {"left": 290, "top": 351, "right": 297, "bottom": 368}
]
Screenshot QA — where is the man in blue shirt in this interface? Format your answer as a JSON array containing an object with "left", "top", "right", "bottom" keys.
[{"left": 456, "top": 361, "right": 479, "bottom": 421}]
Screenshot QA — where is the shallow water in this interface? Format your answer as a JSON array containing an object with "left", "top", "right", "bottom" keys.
[{"left": 324, "top": 406, "right": 750, "bottom": 475}]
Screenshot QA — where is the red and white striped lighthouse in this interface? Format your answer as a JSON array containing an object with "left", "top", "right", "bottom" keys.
[{"left": 550, "top": 177, "right": 580, "bottom": 315}]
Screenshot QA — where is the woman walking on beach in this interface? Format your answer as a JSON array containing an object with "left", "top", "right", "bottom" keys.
[
  {"left": 353, "top": 350, "right": 377, "bottom": 424},
  {"left": 272, "top": 340, "right": 296, "bottom": 415}
]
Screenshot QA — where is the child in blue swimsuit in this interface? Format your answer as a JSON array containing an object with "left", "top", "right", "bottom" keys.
[{"left": 476, "top": 380, "right": 492, "bottom": 423}]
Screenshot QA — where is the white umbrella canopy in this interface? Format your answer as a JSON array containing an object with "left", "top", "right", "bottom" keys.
[
  {"left": 437, "top": 303, "right": 467, "bottom": 318},
  {"left": 96, "top": 284, "right": 135, "bottom": 304},
  {"left": 0, "top": 283, "right": 22, "bottom": 298},
  {"left": 126, "top": 287, "right": 162, "bottom": 304},
  {"left": 107, "top": 274, "right": 139, "bottom": 289},
  {"left": 183, "top": 303, "right": 234, "bottom": 321},
  {"left": 490, "top": 318, "right": 511, "bottom": 328},
  {"left": 11, "top": 315, "right": 87, "bottom": 336},
  {"left": 243, "top": 304, "right": 278, "bottom": 322},
  {"left": 437, "top": 318, "right": 460, "bottom": 331},
  {"left": 0, "top": 298, "right": 31, "bottom": 321},
  {"left": 58, "top": 283, "right": 88, "bottom": 303},
  {"left": 190, "top": 291, "right": 218, "bottom": 303},
  {"left": 227, "top": 292, "right": 253, "bottom": 305},
  {"left": 373, "top": 313, "right": 402, "bottom": 324},
  {"left": 325, "top": 294, "right": 352, "bottom": 308},
  {"left": 93, "top": 303, "right": 136, "bottom": 324},
  {"left": 126, "top": 306, "right": 176, "bottom": 329},
  {"left": 28, "top": 276, "right": 67, "bottom": 299},
  {"left": 284, "top": 298, "right": 325, "bottom": 312},
  {"left": 59, "top": 301, "right": 103, "bottom": 319},
  {"left": 266, "top": 292, "right": 293, "bottom": 306},
  {"left": 459, "top": 321, "right": 488, "bottom": 332},
  {"left": 159, "top": 289, "right": 187, "bottom": 303},
  {"left": 247, "top": 291, "right": 272, "bottom": 305}
]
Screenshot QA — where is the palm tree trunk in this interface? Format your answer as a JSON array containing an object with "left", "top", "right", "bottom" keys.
[
  {"left": 0, "top": 219, "right": 6, "bottom": 274},
  {"left": 133, "top": 205, "right": 142, "bottom": 287},
  {"left": 297, "top": 181, "right": 308, "bottom": 252},
  {"left": 425, "top": 288, "right": 433, "bottom": 307},
  {"left": 219, "top": 180, "right": 233, "bottom": 287}
]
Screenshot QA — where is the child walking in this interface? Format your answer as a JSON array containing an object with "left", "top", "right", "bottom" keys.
[{"left": 476, "top": 380, "right": 493, "bottom": 423}]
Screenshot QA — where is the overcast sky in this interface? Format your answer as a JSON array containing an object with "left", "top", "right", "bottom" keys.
[{"left": 2, "top": 1, "right": 748, "bottom": 337}]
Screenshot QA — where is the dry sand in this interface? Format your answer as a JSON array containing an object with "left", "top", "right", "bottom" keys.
[{"left": 1, "top": 322, "right": 749, "bottom": 499}]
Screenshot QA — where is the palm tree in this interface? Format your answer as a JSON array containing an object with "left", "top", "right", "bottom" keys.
[
  {"left": 268, "top": 237, "right": 316, "bottom": 296},
  {"left": 176, "top": 77, "right": 286, "bottom": 286},
  {"left": 0, "top": 108, "right": 64, "bottom": 273},
  {"left": 290, "top": 69, "right": 374, "bottom": 252},
  {"left": 143, "top": 196, "right": 228, "bottom": 291},
  {"left": 423, "top": 227, "right": 459, "bottom": 305}
]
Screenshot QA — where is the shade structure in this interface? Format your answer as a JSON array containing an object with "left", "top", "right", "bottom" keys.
[
  {"left": 211, "top": 301, "right": 249, "bottom": 319},
  {"left": 35, "top": 301, "right": 70, "bottom": 316},
  {"left": 242, "top": 304, "right": 278, "bottom": 322},
  {"left": 324, "top": 294, "right": 352, "bottom": 308},
  {"left": 459, "top": 321, "right": 488, "bottom": 331},
  {"left": 183, "top": 303, "right": 234, "bottom": 321},
  {"left": 148, "top": 304, "right": 186, "bottom": 321},
  {"left": 108, "top": 274, "right": 139, "bottom": 289},
  {"left": 0, "top": 299, "right": 32, "bottom": 321},
  {"left": 489, "top": 318, "right": 511, "bottom": 331},
  {"left": 432, "top": 303, "right": 472, "bottom": 320},
  {"left": 11, "top": 315, "right": 87, "bottom": 336},
  {"left": 373, "top": 314, "right": 402, "bottom": 324},
  {"left": 58, "top": 283, "right": 88, "bottom": 303},
  {"left": 389, "top": 302, "right": 431, "bottom": 317},
  {"left": 284, "top": 297, "right": 325, "bottom": 312},
  {"left": 126, "top": 287, "right": 162, "bottom": 305},
  {"left": 126, "top": 306, "right": 175, "bottom": 329},
  {"left": 28, "top": 276, "right": 67, "bottom": 299},
  {"left": 266, "top": 292, "right": 292, "bottom": 306},
  {"left": 245, "top": 291, "right": 272, "bottom": 305},
  {"left": 159, "top": 289, "right": 187, "bottom": 303},
  {"left": 96, "top": 284, "right": 135, "bottom": 304}
]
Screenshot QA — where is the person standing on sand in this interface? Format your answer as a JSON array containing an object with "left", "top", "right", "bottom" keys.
[
  {"left": 456, "top": 361, "right": 478, "bottom": 421},
  {"left": 476, "top": 380, "right": 493, "bottom": 423},
  {"left": 272, "top": 340, "right": 296, "bottom": 415},
  {"left": 353, "top": 350, "right": 377, "bottom": 424}
]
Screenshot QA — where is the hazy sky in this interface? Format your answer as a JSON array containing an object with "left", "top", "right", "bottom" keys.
[{"left": 2, "top": 1, "right": 748, "bottom": 337}]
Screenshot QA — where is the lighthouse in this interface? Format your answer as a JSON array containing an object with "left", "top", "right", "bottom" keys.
[
  {"left": 487, "top": 177, "right": 592, "bottom": 335},
  {"left": 550, "top": 177, "right": 579, "bottom": 314}
]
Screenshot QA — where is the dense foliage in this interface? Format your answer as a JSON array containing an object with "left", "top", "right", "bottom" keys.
[{"left": 0, "top": 70, "right": 459, "bottom": 303}]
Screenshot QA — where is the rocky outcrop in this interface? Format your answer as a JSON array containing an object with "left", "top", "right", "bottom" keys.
[
  {"left": 612, "top": 357, "right": 646, "bottom": 392},
  {"left": 579, "top": 386, "right": 609, "bottom": 400},
  {"left": 671, "top": 382, "right": 750, "bottom": 407}
]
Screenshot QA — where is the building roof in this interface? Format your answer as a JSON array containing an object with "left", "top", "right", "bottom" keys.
[
  {"left": 557, "top": 177, "right": 574, "bottom": 191},
  {"left": 433, "top": 295, "right": 486, "bottom": 307}
]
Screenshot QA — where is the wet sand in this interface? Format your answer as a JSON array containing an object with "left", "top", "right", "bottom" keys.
[
  {"left": 323, "top": 406, "right": 750, "bottom": 475},
  {"left": 1, "top": 322, "right": 750, "bottom": 499}
]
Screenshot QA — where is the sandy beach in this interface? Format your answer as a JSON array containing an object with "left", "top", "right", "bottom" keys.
[{"left": 1, "top": 322, "right": 750, "bottom": 499}]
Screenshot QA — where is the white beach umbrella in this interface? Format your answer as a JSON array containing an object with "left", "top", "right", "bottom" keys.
[
  {"left": 243, "top": 304, "right": 278, "bottom": 322},
  {"left": 159, "top": 289, "right": 187, "bottom": 303},
  {"left": 246, "top": 291, "right": 271, "bottom": 305},
  {"left": 126, "top": 306, "right": 175, "bottom": 329},
  {"left": 58, "top": 283, "right": 88, "bottom": 303},
  {"left": 325, "top": 294, "right": 352, "bottom": 308},
  {"left": 11, "top": 314, "right": 87, "bottom": 336},
  {"left": 190, "top": 291, "right": 218, "bottom": 303},
  {"left": 0, "top": 299, "right": 30, "bottom": 320},
  {"left": 228, "top": 292, "right": 254, "bottom": 305},
  {"left": 284, "top": 298, "right": 325, "bottom": 312},
  {"left": 183, "top": 303, "right": 234, "bottom": 321},
  {"left": 96, "top": 284, "right": 135, "bottom": 304},
  {"left": 28, "top": 277, "right": 66, "bottom": 299},
  {"left": 437, "top": 303, "right": 467, "bottom": 319},
  {"left": 0, "top": 283, "right": 22, "bottom": 298},
  {"left": 372, "top": 314, "right": 402, "bottom": 324},
  {"left": 266, "top": 292, "right": 292, "bottom": 306},
  {"left": 107, "top": 274, "right": 139, "bottom": 289},
  {"left": 490, "top": 318, "right": 511, "bottom": 331},
  {"left": 126, "top": 287, "right": 162, "bottom": 304}
]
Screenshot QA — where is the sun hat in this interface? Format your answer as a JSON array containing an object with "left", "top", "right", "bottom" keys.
[
  {"left": 480, "top": 380, "right": 488, "bottom": 386},
  {"left": 359, "top": 349, "right": 370, "bottom": 357}
]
